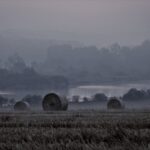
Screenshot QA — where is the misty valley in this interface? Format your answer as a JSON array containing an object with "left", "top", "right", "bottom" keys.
[
  {"left": 1, "top": 39, "right": 150, "bottom": 111},
  {"left": 0, "top": 0, "right": 150, "bottom": 149}
]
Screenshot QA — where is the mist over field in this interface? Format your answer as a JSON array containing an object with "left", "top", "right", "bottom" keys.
[
  {"left": 1, "top": 1, "right": 150, "bottom": 150},
  {"left": 0, "top": 0, "right": 150, "bottom": 108}
]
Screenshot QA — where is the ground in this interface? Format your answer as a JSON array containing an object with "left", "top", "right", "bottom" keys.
[{"left": 0, "top": 110, "right": 150, "bottom": 150}]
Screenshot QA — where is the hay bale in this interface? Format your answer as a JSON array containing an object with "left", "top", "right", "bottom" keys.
[
  {"left": 14, "top": 101, "right": 30, "bottom": 111},
  {"left": 42, "top": 93, "right": 68, "bottom": 111},
  {"left": 107, "top": 97, "right": 124, "bottom": 109}
]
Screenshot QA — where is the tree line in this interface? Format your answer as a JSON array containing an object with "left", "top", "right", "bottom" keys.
[{"left": 0, "top": 53, "right": 68, "bottom": 90}]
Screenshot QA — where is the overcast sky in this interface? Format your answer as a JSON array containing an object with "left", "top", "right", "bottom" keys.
[{"left": 0, "top": 0, "right": 150, "bottom": 47}]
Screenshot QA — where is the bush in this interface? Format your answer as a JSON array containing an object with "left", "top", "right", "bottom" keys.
[
  {"left": 93, "top": 93, "right": 107, "bottom": 102},
  {"left": 123, "top": 88, "right": 148, "bottom": 101}
]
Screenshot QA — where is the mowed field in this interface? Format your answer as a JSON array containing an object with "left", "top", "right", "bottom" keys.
[{"left": 1, "top": 110, "right": 150, "bottom": 150}]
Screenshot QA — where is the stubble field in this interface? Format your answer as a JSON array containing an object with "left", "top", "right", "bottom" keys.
[{"left": 0, "top": 110, "right": 150, "bottom": 150}]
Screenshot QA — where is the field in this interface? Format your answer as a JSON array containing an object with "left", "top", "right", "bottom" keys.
[{"left": 1, "top": 110, "right": 150, "bottom": 150}]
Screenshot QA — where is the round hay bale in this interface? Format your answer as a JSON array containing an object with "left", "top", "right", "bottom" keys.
[
  {"left": 14, "top": 101, "right": 30, "bottom": 111},
  {"left": 42, "top": 93, "right": 68, "bottom": 111},
  {"left": 107, "top": 97, "right": 124, "bottom": 109}
]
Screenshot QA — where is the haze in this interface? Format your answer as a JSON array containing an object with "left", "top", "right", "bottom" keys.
[{"left": 0, "top": 0, "right": 150, "bottom": 46}]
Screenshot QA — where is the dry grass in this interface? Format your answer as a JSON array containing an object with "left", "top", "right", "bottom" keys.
[{"left": 0, "top": 111, "right": 150, "bottom": 150}]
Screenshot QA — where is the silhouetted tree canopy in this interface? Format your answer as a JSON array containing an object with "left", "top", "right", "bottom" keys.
[
  {"left": 123, "top": 88, "right": 150, "bottom": 101},
  {"left": 35, "top": 40, "right": 150, "bottom": 85},
  {"left": 93, "top": 93, "right": 107, "bottom": 102},
  {"left": 1, "top": 40, "right": 150, "bottom": 86},
  {"left": 0, "top": 96, "right": 8, "bottom": 107},
  {"left": 0, "top": 68, "right": 69, "bottom": 90}
]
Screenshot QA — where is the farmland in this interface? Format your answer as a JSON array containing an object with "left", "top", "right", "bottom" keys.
[{"left": 0, "top": 111, "right": 150, "bottom": 150}]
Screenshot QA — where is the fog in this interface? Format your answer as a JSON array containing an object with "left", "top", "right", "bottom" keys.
[
  {"left": 0, "top": 0, "right": 150, "bottom": 110},
  {"left": 0, "top": 0, "right": 150, "bottom": 47}
]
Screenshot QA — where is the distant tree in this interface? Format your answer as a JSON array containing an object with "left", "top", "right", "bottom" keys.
[
  {"left": 83, "top": 97, "right": 90, "bottom": 102},
  {"left": 0, "top": 96, "right": 8, "bottom": 107},
  {"left": 123, "top": 88, "right": 147, "bottom": 101},
  {"left": 93, "top": 93, "right": 107, "bottom": 102},
  {"left": 5, "top": 53, "right": 26, "bottom": 73},
  {"left": 72, "top": 95, "right": 80, "bottom": 103}
]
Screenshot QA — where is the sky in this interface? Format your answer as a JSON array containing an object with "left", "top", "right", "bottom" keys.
[{"left": 0, "top": 0, "right": 150, "bottom": 47}]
